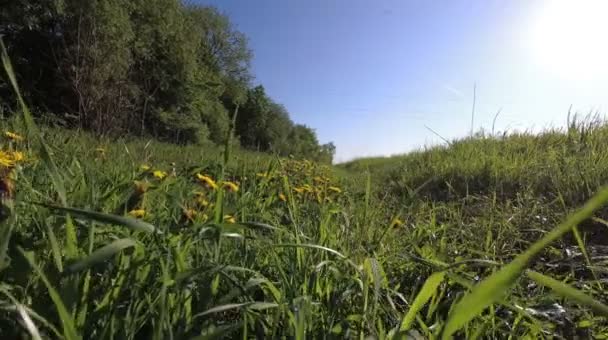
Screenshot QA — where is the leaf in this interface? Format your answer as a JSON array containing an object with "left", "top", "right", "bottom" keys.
[
  {"left": 17, "top": 304, "right": 43, "bottom": 340},
  {"left": 19, "top": 248, "right": 80, "bottom": 340},
  {"left": 400, "top": 272, "right": 445, "bottom": 331},
  {"left": 36, "top": 203, "right": 159, "bottom": 234},
  {"left": 0, "top": 211, "right": 15, "bottom": 273},
  {"left": 526, "top": 270, "right": 608, "bottom": 316},
  {"left": 441, "top": 186, "right": 608, "bottom": 339},
  {"left": 273, "top": 243, "right": 346, "bottom": 259},
  {"left": 66, "top": 239, "right": 137, "bottom": 273},
  {"left": 193, "top": 302, "right": 278, "bottom": 319}
]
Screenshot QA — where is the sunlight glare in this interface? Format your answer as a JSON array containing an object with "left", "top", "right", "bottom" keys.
[{"left": 530, "top": 0, "right": 608, "bottom": 80}]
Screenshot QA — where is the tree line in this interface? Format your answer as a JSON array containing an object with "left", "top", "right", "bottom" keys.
[{"left": 0, "top": 0, "right": 335, "bottom": 163}]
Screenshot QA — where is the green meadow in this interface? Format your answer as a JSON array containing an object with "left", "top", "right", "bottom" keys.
[{"left": 2, "top": 49, "right": 608, "bottom": 338}]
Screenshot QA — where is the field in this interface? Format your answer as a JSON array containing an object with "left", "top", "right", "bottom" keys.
[{"left": 3, "top": 62, "right": 608, "bottom": 338}]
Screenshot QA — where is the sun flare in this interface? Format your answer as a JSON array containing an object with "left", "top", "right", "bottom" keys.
[{"left": 530, "top": 0, "right": 608, "bottom": 80}]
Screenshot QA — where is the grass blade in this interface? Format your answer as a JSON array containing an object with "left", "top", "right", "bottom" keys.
[
  {"left": 442, "top": 186, "right": 608, "bottom": 339},
  {"left": 66, "top": 238, "right": 137, "bottom": 273},
  {"left": 1, "top": 39, "right": 67, "bottom": 205},
  {"left": 37, "top": 203, "right": 159, "bottom": 233},
  {"left": 400, "top": 272, "right": 445, "bottom": 331},
  {"left": 17, "top": 304, "right": 43, "bottom": 340},
  {"left": 19, "top": 247, "right": 80, "bottom": 340},
  {"left": 526, "top": 270, "right": 608, "bottom": 316},
  {"left": 273, "top": 243, "right": 346, "bottom": 259}
]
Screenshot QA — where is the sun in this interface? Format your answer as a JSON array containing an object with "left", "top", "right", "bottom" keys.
[{"left": 529, "top": 0, "right": 608, "bottom": 80}]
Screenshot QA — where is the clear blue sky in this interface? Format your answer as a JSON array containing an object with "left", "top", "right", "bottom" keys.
[{"left": 196, "top": 0, "right": 608, "bottom": 162}]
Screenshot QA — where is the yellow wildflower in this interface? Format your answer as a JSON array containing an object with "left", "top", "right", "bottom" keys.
[
  {"left": 140, "top": 164, "right": 151, "bottom": 172},
  {"left": 10, "top": 151, "right": 24, "bottom": 162},
  {"left": 223, "top": 215, "right": 236, "bottom": 224},
  {"left": 328, "top": 186, "right": 342, "bottom": 194},
  {"left": 196, "top": 197, "right": 209, "bottom": 208},
  {"left": 128, "top": 209, "right": 145, "bottom": 218},
  {"left": 278, "top": 193, "right": 287, "bottom": 202},
  {"left": 196, "top": 173, "right": 217, "bottom": 190},
  {"left": 390, "top": 218, "right": 404, "bottom": 228},
  {"left": 222, "top": 181, "right": 239, "bottom": 192},
  {"left": 153, "top": 170, "right": 167, "bottom": 180},
  {"left": 0, "top": 151, "right": 15, "bottom": 168},
  {"left": 4, "top": 131, "right": 23, "bottom": 142}
]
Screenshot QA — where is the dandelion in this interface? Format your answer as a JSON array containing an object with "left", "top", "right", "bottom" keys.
[
  {"left": 222, "top": 181, "right": 239, "bottom": 192},
  {"left": 390, "top": 218, "right": 404, "bottom": 228},
  {"left": 11, "top": 151, "right": 24, "bottom": 162},
  {"left": 223, "top": 214, "right": 236, "bottom": 224},
  {"left": 4, "top": 131, "right": 23, "bottom": 142},
  {"left": 128, "top": 209, "right": 145, "bottom": 218},
  {"left": 196, "top": 173, "right": 217, "bottom": 190},
  {"left": 278, "top": 193, "right": 287, "bottom": 202},
  {"left": 153, "top": 170, "right": 167, "bottom": 180},
  {"left": 0, "top": 151, "right": 15, "bottom": 168},
  {"left": 140, "top": 164, "right": 151, "bottom": 172},
  {"left": 328, "top": 186, "right": 342, "bottom": 194}
]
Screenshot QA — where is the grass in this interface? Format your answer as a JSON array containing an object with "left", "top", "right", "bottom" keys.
[{"left": 2, "top": 46, "right": 608, "bottom": 338}]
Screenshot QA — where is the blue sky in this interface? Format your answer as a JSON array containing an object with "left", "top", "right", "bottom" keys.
[{"left": 196, "top": 0, "right": 608, "bottom": 162}]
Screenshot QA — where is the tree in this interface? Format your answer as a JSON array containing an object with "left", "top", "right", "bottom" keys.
[{"left": 0, "top": 0, "right": 334, "bottom": 158}]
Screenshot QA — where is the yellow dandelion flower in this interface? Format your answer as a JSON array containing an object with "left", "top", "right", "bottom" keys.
[
  {"left": 4, "top": 131, "right": 23, "bottom": 142},
  {"left": 390, "top": 218, "right": 404, "bottom": 228},
  {"left": 196, "top": 173, "right": 217, "bottom": 190},
  {"left": 153, "top": 170, "right": 167, "bottom": 180},
  {"left": 128, "top": 209, "right": 145, "bottom": 218},
  {"left": 223, "top": 214, "right": 236, "bottom": 224},
  {"left": 222, "top": 181, "right": 239, "bottom": 192},
  {"left": 0, "top": 151, "right": 15, "bottom": 168},
  {"left": 278, "top": 193, "right": 287, "bottom": 202},
  {"left": 140, "top": 164, "right": 151, "bottom": 172},
  {"left": 328, "top": 186, "right": 342, "bottom": 194},
  {"left": 10, "top": 151, "right": 24, "bottom": 162}
]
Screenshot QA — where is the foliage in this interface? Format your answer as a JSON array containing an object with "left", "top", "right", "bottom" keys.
[
  {"left": 0, "top": 0, "right": 334, "bottom": 162},
  {"left": 0, "top": 94, "right": 608, "bottom": 338}
]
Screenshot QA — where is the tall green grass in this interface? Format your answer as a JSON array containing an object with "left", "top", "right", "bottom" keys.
[{"left": 2, "top": 41, "right": 608, "bottom": 338}]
